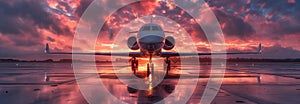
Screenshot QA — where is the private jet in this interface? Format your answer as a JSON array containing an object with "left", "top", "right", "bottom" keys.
[{"left": 45, "top": 23, "right": 262, "bottom": 77}]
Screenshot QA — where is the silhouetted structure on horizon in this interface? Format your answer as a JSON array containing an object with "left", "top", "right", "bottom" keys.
[{"left": 1, "top": 58, "right": 300, "bottom": 63}]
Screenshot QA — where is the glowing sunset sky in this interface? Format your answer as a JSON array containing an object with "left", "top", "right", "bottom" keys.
[{"left": 0, "top": 0, "right": 299, "bottom": 60}]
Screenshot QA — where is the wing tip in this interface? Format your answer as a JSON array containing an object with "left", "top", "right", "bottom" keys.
[
  {"left": 45, "top": 43, "right": 50, "bottom": 54},
  {"left": 258, "top": 43, "right": 262, "bottom": 54}
]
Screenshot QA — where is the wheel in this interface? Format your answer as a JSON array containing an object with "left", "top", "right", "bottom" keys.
[
  {"left": 131, "top": 60, "right": 135, "bottom": 74},
  {"left": 135, "top": 60, "right": 138, "bottom": 71},
  {"left": 166, "top": 64, "right": 169, "bottom": 76},
  {"left": 151, "top": 63, "right": 154, "bottom": 76},
  {"left": 131, "top": 60, "right": 138, "bottom": 75},
  {"left": 147, "top": 63, "right": 150, "bottom": 77},
  {"left": 163, "top": 61, "right": 167, "bottom": 71},
  {"left": 165, "top": 60, "right": 171, "bottom": 76},
  {"left": 167, "top": 61, "right": 171, "bottom": 71}
]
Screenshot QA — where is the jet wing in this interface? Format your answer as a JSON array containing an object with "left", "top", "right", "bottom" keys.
[
  {"left": 45, "top": 44, "right": 141, "bottom": 57},
  {"left": 160, "top": 44, "right": 262, "bottom": 57}
]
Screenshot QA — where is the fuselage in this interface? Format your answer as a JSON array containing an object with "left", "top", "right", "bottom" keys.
[{"left": 137, "top": 23, "right": 165, "bottom": 56}]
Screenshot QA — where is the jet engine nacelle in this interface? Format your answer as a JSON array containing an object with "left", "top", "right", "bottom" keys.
[
  {"left": 127, "top": 36, "right": 140, "bottom": 50},
  {"left": 163, "top": 36, "right": 175, "bottom": 50}
]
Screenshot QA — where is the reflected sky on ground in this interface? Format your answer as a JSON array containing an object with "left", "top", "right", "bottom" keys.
[{"left": 0, "top": 62, "right": 300, "bottom": 103}]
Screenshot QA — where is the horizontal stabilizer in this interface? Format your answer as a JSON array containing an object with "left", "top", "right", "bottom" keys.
[
  {"left": 129, "top": 31, "right": 138, "bottom": 34},
  {"left": 164, "top": 31, "right": 174, "bottom": 34}
]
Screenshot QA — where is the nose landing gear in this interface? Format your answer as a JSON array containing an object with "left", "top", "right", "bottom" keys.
[{"left": 147, "top": 54, "right": 154, "bottom": 77}]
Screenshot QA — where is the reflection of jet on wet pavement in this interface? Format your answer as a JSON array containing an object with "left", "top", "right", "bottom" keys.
[{"left": 127, "top": 80, "right": 175, "bottom": 103}]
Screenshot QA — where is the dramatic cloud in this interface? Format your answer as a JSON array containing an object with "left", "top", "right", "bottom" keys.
[
  {"left": 0, "top": 1, "right": 73, "bottom": 36},
  {"left": 213, "top": 9, "right": 256, "bottom": 39},
  {"left": 257, "top": 44, "right": 300, "bottom": 59},
  {"left": 0, "top": 0, "right": 299, "bottom": 59},
  {"left": 74, "top": 0, "right": 93, "bottom": 17}
]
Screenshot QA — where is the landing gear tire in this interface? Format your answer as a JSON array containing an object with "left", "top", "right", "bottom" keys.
[
  {"left": 147, "top": 63, "right": 154, "bottom": 77},
  {"left": 131, "top": 59, "right": 138, "bottom": 75},
  {"left": 164, "top": 60, "right": 171, "bottom": 76},
  {"left": 135, "top": 61, "right": 138, "bottom": 72},
  {"left": 151, "top": 63, "right": 154, "bottom": 76},
  {"left": 147, "top": 63, "right": 150, "bottom": 77}
]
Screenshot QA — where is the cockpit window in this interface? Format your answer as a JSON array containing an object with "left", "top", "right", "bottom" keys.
[
  {"left": 142, "top": 26, "right": 151, "bottom": 31},
  {"left": 141, "top": 25, "right": 162, "bottom": 31},
  {"left": 151, "top": 26, "right": 161, "bottom": 31}
]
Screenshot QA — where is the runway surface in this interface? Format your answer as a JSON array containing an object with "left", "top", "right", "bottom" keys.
[{"left": 0, "top": 62, "right": 299, "bottom": 104}]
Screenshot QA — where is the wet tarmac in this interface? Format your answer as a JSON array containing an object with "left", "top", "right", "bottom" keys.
[{"left": 0, "top": 62, "right": 299, "bottom": 104}]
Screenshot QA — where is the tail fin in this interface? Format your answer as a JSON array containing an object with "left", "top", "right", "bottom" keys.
[
  {"left": 257, "top": 43, "right": 262, "bottom": 54},
  {"left": 45, "top": 43, "right": 50, "bottom": 54}
]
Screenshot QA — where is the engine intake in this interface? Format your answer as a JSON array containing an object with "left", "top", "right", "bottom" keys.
[
  {"left": 127, "top": 36, "right": 139, "bottom": 50},
  {"left": 163, "top": 36, "right": 175, "bottom": 50}
]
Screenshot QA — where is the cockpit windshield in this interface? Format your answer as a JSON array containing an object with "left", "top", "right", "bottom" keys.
[
  {"left": 141, "top": 25, "right": 162, "bottom": 31},
  {"left": 152, "top": 26, "right": 161, "bottom": 31},
  {"left": 142, "top": 26, "right": 151, "bottom": 31}
]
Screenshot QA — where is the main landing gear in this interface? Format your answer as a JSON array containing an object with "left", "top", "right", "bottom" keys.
[
  {"left": 130, "top": 56, "right": 171, "bottom": 77},
  {"left": 164, "top": 57, "right": 171, "bottom": 76},
  {"left": 131, "top": 57, "right": 138, "bottom": 74}
]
